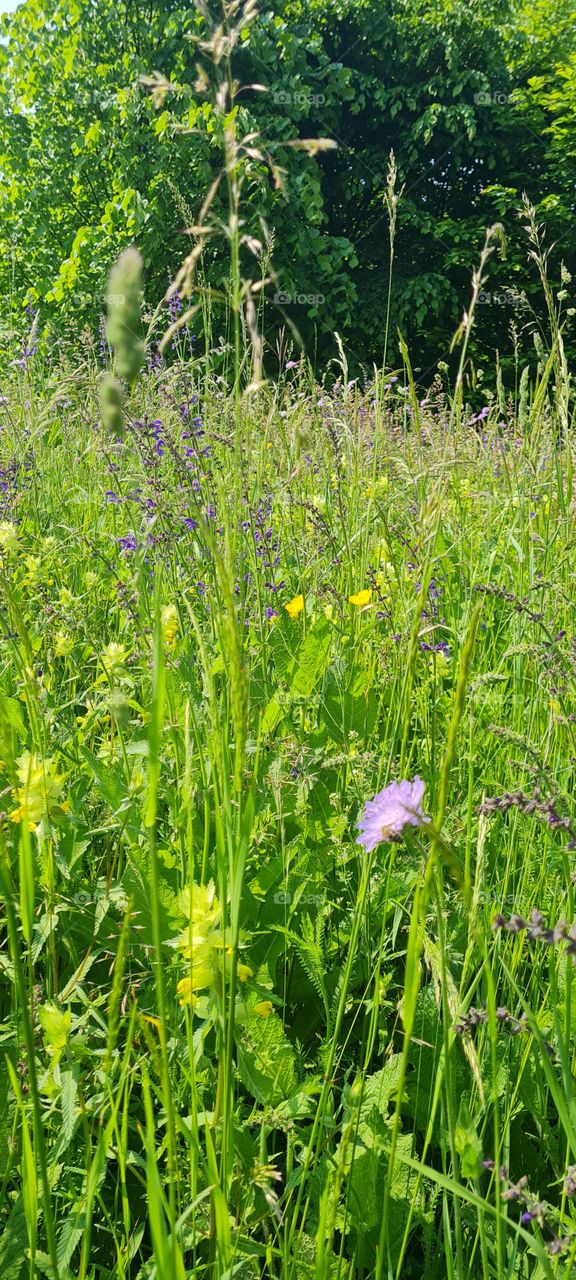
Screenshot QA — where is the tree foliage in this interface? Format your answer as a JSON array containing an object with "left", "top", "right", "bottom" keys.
[{"left": 0, "top": 0, "right": 574, "bottom": 374}]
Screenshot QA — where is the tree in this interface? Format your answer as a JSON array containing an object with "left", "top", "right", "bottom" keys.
[{"left": 0, "top": 0, "right": 574, "bottom": 377}]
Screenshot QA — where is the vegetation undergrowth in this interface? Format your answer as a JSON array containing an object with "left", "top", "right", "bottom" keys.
[
  {"left": 1, "top": 332, "right": 576, "bottom": 1277},
  {"left": 1, "top": 4, "right": 576, "bottom": 1276}
]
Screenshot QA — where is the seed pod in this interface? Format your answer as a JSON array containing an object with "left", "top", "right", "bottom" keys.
[
  {"left": 99, "top": 371, "right": 124, "bottom": 436},
  {"left": 105, "top": 246, "right": 145, "bottom": 386}
]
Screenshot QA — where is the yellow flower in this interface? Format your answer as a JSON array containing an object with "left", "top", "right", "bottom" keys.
[
  {"left": 0, "top": 522, "right": 19, "bottom": 555},
  {"left": 285, "top": 594, "right": 304, "bottom": 619},
  {"left": 10, "top": 751, "right": 64, "bottom": 827},
  {"left": 175, "top": 883, "right": 254, "bottom": 997},
  {"left": 366, "top": 476, "right": 389, "bottom": 498},
  {"left": 161, "top": 604, "right": 179, "bottom": 650},
  {"left": 176, "top": 978, "right": 199, "bottom": 1009},
  {"left": 349, "top": 589, "right": 372, "bottom": 607},
  {"left": 179, "top": 882, "right": 221, "bottom": 933},
  {"left": 253, "top": 1001, "right": 273, "bottom": 1018},
  {"left": 102, "top": 641, "right": 129, "bottom": 672},
  {"left": 54, "top": 632, "right": 74, "bottom": 658},
  {"left": 176, "top": 936, "right": 219, "bottom": 992},
  {"left": 175, "top": 882, "right": 223, "bottom": 994}
]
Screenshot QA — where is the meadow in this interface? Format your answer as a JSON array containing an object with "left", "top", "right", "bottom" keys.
[{"left": 1, "top": 299, "right": 576, "bottom": 1279}]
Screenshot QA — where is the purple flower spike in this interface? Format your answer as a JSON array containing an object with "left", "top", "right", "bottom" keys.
[{"left": 356, "top": 777, "right": 430, "bottom": 851}]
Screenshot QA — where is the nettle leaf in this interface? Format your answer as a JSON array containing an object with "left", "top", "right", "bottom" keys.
[
  {"left": 320, "top": 666, "right": 377, "bottom": 743},
  {"left": 0, "top": 1053, "right": 10, "bottom": 1172},
  {"left": 122, "top": 848, "right": 179, "bottom": 948},
  {"left": 335, "top": 1059, "right": 427, "bottom": 1249},
  {"left": 236, "top": 1008, "right": 298, "bottom": 1105},
  {"left": 79, "top": 745, "right": 128, "bottom": 814},
  {"left": 0, "top": 1193, "right": 29, "bottom": 1280},
  {"left": 56, "top": 1204, "right": 86, "bottom": 1274},
  {"left": 267, "top": 616, "right": 300, "bottom": 681},
  {"left": 356, "top": 1056, "right": 404, "bottom": 1136},
  {"left": 60, "top": 1062, "right": 80, "bottom": 1151},
  {"left": 290, "top": 616, "right": 333, "bottom": 697},
  {"left": 267, "top": 1079, "right": 322, "bottom": 1125},
  {"left": 0, "top": 691, "right": 26, "bottom": 736}
]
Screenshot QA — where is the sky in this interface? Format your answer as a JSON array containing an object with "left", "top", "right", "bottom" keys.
[{"left": 0, "top": 0, "right": 21, "bottom": 12}]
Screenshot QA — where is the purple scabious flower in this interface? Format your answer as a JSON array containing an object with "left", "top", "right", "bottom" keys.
[{"left": 356, "top": 777, "right": 429, "bottom": 851}]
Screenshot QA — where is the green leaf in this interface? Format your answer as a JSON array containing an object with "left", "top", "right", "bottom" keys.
[
  {"left": 290, "top": 617, "right": 332, "bottom": 697},
  {"left": 236, "top": 1007, "right": 298, "bottom": 1105},
  {"left": 60, "top": 1063, "right": 79, "bottom": 1151}
]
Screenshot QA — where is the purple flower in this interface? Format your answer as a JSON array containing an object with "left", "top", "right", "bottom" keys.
[
  {"left": 105, "top": 490, "right": 120, "bottom": 504},
  {"left": 356, "top": 777, "right": 429, "bottom": 851},
  {"left": 118, "top": 532, "right": 137, "bottom": 552}
]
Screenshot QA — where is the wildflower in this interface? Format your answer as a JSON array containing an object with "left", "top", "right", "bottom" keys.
[
  {"left": 102, "top": 641, "right": 129, "bottom": 672},
  {"left": 174, "top": 883, "right": 254, "bottom": 997},
  {"left": 0, "top": 522, "right": 19, "bottom": 554},
  {"left": 349, "top": 589, "right": 372, "bottom": 607},
  {"left": 54, "top": 632, "right": 74, "bottom": 658},
  {"left": 38, "top": 1003, "right": 71, "bottom": 1064},
  {"left": 161, "top": 604, "right": 179, "bottom": 650},
  {"left": 253, "top": 1000, "right": 273, "bottom": 1018},
  {"left": 356, "top": 777, "right": 429, "bottom": 851},
  {"left": 176, "top": 978, "right": 198, "bottom": 1009},
  {"left": 366, "top": 477, "right": 389, "bottom": 498},
  {"left": 118, "top": 532, "right": 137, "bottom": 552},
  {"left": 285, "top": 594, "right": 304, "bottom": 619},
  {"left": 177, "top": 934, "right": 219, "bottom": 992},
  {"left": 10, "top": 752, "right": 65, "bottom": 828}
]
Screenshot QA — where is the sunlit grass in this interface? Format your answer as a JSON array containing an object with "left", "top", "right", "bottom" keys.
[{"left": 0, "top": 355, "right": 575, "bottom": 1278}]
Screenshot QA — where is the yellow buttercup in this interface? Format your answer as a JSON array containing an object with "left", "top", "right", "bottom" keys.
[
  {"left": 349, "top": 589, "right": 372, "bottom": 607},
  {"left": 285, "top": 594, "right": 304, "bottom": 619}
]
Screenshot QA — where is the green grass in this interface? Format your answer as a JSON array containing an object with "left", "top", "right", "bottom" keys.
[{"left": 1, "top": 351, "right": 576, "bottom": 1279}]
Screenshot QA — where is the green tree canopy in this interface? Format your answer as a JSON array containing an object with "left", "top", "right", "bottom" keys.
[{"left": 0, "top": 0, "right": 574, "bottom": 376}]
